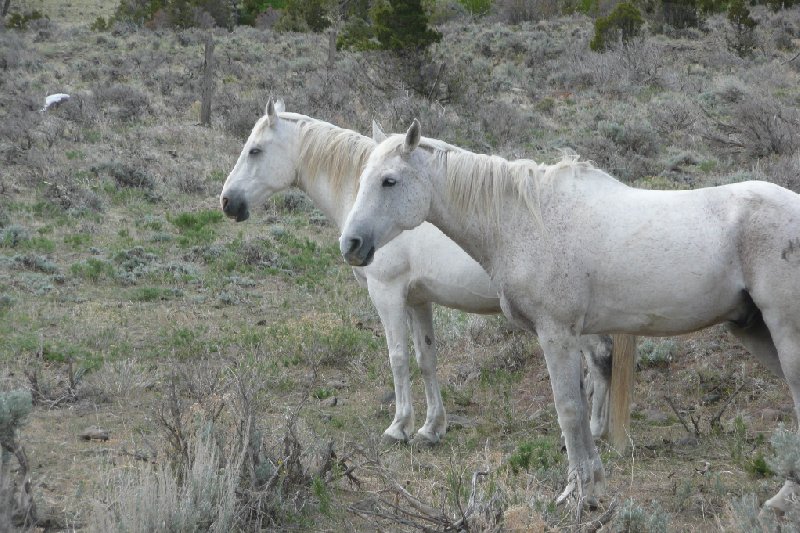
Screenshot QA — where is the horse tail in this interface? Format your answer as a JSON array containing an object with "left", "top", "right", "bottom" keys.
[{"left": 608, "top": 334, "right": 637, "bottom": 452}]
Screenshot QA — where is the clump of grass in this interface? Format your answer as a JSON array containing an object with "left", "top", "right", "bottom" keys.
[
  {"left": 506, "top": 437, "right": 562, "bottom": 475},
  {"left": 0, "top": 226, "right": 30, "bottom": 248},
  {"left": 169, "top": 210, "right": 223, "bottom": 246},
  {"left": 128, "top": 286, "right": 182, "bottom": 302},
  {"left": 70, "top": 258, "right": 116, "bottom": 281}
]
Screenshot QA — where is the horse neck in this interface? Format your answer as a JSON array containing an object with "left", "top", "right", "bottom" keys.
[
  {"left": 425, "top": 165, "right": 504, "bottom": 273},
  {"left": 295, "top": 170, "right": 359, "bottom": 230},
  {"left": 291, "top": 130, "right": 364, "bottom": 231}
]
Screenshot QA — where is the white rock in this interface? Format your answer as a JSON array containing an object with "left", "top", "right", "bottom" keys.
[{"left": 42, "top": 93, "right": 70, "bottom": 112}]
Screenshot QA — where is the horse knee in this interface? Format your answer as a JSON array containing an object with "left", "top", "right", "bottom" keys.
[{"left": 389, "top": 349, "right": 409, "bottom": 370}]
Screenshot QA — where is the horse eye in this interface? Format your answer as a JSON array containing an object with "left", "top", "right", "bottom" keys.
[
  {"left": 249, "top": 147, "right": 262, "bottom": 156},
  {"left": 382, "top": 177, "right": 396, "bottom": 188}
]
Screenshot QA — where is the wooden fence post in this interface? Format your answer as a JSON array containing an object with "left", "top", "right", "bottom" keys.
[{"left": 200, "top": 34, "right": 215, "bottom": 126}]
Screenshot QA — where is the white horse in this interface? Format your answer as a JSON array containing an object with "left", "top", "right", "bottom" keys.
[
  {"left": 340, "top": 118, "right": 800, "bottom": 512},
  {"left": 219, "top": 100, "right": 630, "bottom": 446}
]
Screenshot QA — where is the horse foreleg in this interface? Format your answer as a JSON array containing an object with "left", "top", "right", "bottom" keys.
[
  {"left": 409, "top": 303, "right": 446, "bottom": 445},
  {"left": 370, "top": 284, "right": 415, "bottom": 444},
  {"left": 539, "top": 325, "right": 605, "bottom": 508}
]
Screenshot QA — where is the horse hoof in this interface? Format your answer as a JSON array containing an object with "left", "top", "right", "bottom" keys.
[
  {"left": 583, "top": 495, "right": 599, "bottom": 510},
  {"left": 763, "top": 480, "right": 800, "bottom": 516},
  {"left": 381, "top": 432, "right": 409, "bottom": 446}
]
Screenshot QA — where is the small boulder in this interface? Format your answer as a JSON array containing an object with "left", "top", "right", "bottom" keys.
[{"left": 78, "top": 426, "right": 109, "bottom": 441}]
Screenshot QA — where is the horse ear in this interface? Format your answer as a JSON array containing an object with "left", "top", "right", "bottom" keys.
[
  {"left": 403, "top": 118, "right": 421, "bottom": 154},
  {"left": 372, "top": 120, "right": 386, "bottom": 143},
  {"left": 265, "top": 97, "right": 278, "bottom": 127},
  {"left": 275, "top": 99, "right": 286, "bottom": 113}
]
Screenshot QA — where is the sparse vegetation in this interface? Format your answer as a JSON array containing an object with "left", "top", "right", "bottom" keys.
[{"left": 2, "top": 1, "right": 800, "bottom": 530}]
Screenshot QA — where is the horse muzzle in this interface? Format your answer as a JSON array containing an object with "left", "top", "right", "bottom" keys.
[
  {"left": 221, "top": 190, "right": 250, "bottom": 222},
  {"left": 340, "top": 235, "right": 375, "bottom": 267}
]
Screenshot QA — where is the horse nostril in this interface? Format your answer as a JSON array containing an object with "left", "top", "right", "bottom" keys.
[
  {"left": 222, "top": 197, "right": 229, "bottom": 211},
  {"left": 347, "top": 237, "right": 362, "bottom": 255}
]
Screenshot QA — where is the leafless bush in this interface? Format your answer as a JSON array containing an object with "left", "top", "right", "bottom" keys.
[
  {"left": 92, "top": 83, "right": 151, "bottom": 122},
  {"left": 0, "top": 389, "right": 36, "bottom": 529},
  {"left": 647, "top": 93, "right": 699, "bottom": 137},
  {"left": 349, "top": 444, "right": 504, "bottom": 531},
  {"left": 90, "top": 432, "right": 241, "bottom": 533},
  {"left": 700, "top": 90, "right": 800, "bottom": 157},
  {"left": 42, "top": 170, "right": 104, "bottom": 213},
  {"left": 95, "top": 359, "right": 350, "bottom": 531},
  {"left": 479, "top": 99, "right": 537, "bottom": 149},
  {"left": 57, "top": 93, "right": 101, "bottom": 127},
  {"left": 494, "top": 0, "right": 562, "bottom": 24},
  {"left": 93, "top": 161, "right": 156, "bottom": 191},
  {"left": 574, "top": 38, "right": 666, "bottom": 93},
  {"left": 755, "top": 154, "right": 800, "bottom": 193},
  {"left": 218, "top": 92, "right": 263, "bottom": 139}
]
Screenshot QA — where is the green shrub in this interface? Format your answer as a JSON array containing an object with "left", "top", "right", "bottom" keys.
[
  {"left": 662, "top": 0, "right": 700, "bottom": 29},
  {"left": 458, "top": 0, "right": 492, "bottom": 15},
  {"left": 275, "top": 0, "right": 333, "bottom": 32},
  {"left": 589, "top": 2, "right": 644, "bottom": 52},
  {"left": 5, "top": 10, "right": 47, "bottom": 30},
  {"left": 726, "top": 0, "right": 757, "bottom": 57},
  {"left": 90, "top": 16, "right": 111, "bottom": 31},
  {"left": 339, "top": 0, "right": 441, "bottom": 52}
]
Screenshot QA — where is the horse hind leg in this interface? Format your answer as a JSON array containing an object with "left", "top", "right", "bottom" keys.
[
  {"left": 756, "top": 309, "right": 800, "bottom": 514},
  {"left": 725, "top": 312, "right": 783, "bottom": 379},
  {"left": 582, "top": 335, "right": 613, "bottom": 441},
  {"left": 408, "top": 302, "right": 446, "bottom": 445}
]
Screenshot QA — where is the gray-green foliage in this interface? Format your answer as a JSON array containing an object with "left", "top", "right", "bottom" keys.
[
  {"left": 637, "top": 338, "right": 677, "bottom": 368},
  {"left": 768, "top": 424, "right": 800, "bottom": 483},
  {"left": 613, "top": 498, "right": 669, "bottom": 533},
  {"left": 0, "top": 389, "right": 32, "bottom": 455},
  {"left": 729, "top": 492, "right": 800, "bottom": 532},
  {"left": 91, "top": 433, "right": 240, "bottom": 533}
]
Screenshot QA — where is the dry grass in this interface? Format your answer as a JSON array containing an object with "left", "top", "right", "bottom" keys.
[{"left": 2, "top": 3, "right": 800, "bottom": 531}]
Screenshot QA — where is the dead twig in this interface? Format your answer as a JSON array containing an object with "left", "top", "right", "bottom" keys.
[
  {"left": 709, "top": 381, "right": 746, "bottom": 430},
  {"left": 664, "top": 395, "right": 700, "bottom": 437},
  {"left": 584, "top": 500, "right": 619, "bottom": 533}
]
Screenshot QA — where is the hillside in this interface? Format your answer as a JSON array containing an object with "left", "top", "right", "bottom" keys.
[{"left": 2, "top": 1, "right": 800, "bottom": 530}]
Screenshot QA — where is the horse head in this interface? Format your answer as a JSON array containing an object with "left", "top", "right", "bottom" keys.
[
  {"left": 220, "top": 97, "right": 296, "bottom": 222},
  {"left": 340, "top": 118, "right": 433, "bottom": 266}
]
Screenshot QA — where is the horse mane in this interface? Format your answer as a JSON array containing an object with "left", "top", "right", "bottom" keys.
[
  {"left": 409, "top": 137, "right": 605, "bottom": 225},
  {"left": 284, "top": 113, "right": 374, "bottom": 202}
]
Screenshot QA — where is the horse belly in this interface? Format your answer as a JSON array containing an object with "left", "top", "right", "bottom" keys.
[{"left": 583, "top": 265, "right": 747, "bottom": 335}]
